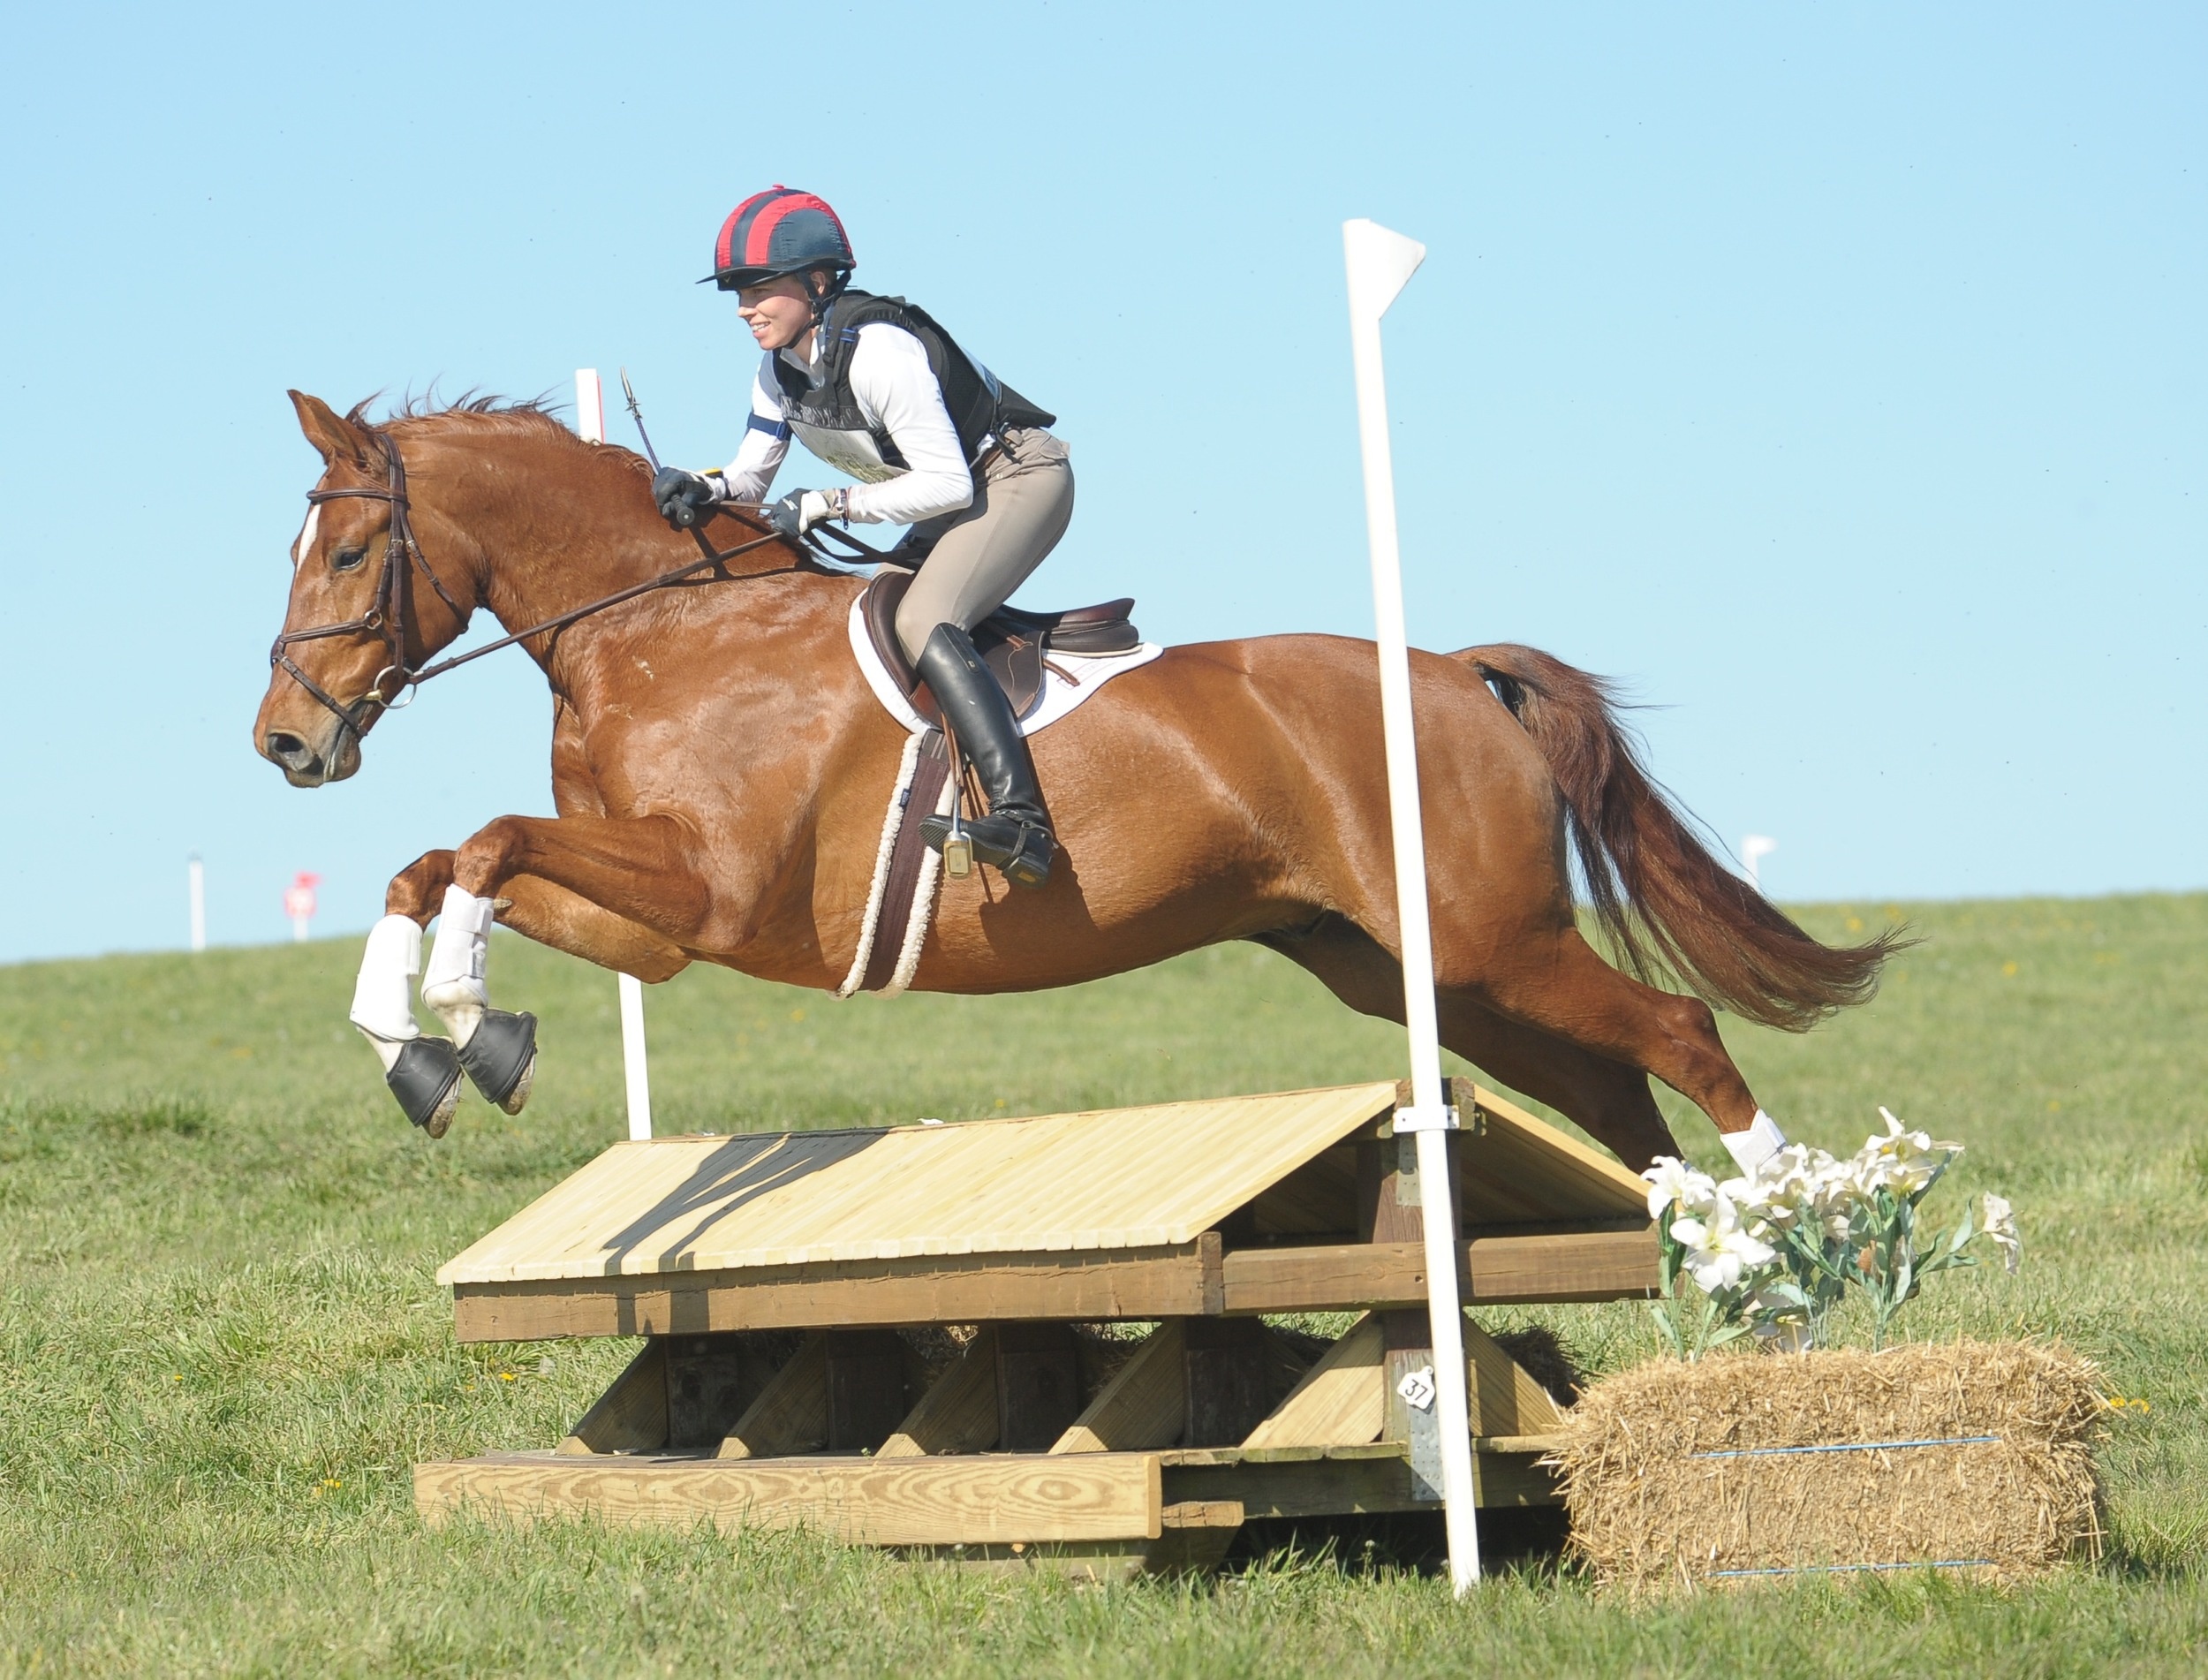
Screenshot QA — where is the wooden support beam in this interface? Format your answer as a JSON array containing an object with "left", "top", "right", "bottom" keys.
[
  {"left": 997, "top": 1322, "right": 1085, "bottom": 1451},
  {"left": 450, "top": 1237, "right": 1223, "bottom": 1343},
  {"left": 1464, "top": 1321, "right": 1564, "bottom": 1437},
  {"left": 879, "top": 1327, "right": 1001, "bottom": 1458},
  {"left": 416, "top": 1450, "right": 1165, "bottom": 1545},
  {"left": 1217, "top": 1228, "right": 1658, "bottom": 1313},
  {"left": 557, "top": 1339, "right": 667, "bottom": 1457},
  {"left": 1380, "top": 1308, "right": 1432, "bottom": 1445},
  {"left": 1052, "top": 1321, "right": 1187, "bottom": 1454},
  {"left": 1241, "top": 1313, "right": 1385, "bottom": 1450},
  {"left": 718, "top": 1332, "right": 827, "bottom": 1459}
]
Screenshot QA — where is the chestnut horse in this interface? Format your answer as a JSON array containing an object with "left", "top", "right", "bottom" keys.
[{"left": 254, "top": 394, "right": 1892, "bottom": 1169}]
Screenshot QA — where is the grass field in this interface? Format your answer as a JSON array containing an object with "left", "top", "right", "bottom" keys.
[{"left": 3, "top": 894, "right": 2204, "bottom": 1676}]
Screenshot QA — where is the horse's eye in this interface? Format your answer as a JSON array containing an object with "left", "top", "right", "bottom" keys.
[{"left": 332, "top": 547, "right": 367, "bottom": 573}]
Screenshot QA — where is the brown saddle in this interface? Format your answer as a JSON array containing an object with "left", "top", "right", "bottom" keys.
[{"left": 859, "top": 571, "right": 1141, "bottom": 724}]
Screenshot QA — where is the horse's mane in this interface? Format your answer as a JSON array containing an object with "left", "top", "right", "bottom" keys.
[{"left": 346, "top": 391, "right": 652, "bottom": 476}]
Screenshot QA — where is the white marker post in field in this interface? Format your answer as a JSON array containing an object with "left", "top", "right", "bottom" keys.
[
  {"left": 578, "top": 367, "right": 654, "bottom": 1142},
  {"left": 1343, "top": 218, "right": 1481, "bottom": 1595},
  {"left": 1740, "top": 834, "right": 1777, "bottom": 893},
  {"left": 188, "top": 855, "right": 207, "bottom": 952}
]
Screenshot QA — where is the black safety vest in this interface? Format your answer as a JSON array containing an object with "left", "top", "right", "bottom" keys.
[{"left": 768, "top": 290, "right": 1055, "bottom": 475}]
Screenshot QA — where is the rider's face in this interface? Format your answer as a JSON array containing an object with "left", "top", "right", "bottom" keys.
[{"left": 736, "top": 275, "right": 818, "bottom": 352}]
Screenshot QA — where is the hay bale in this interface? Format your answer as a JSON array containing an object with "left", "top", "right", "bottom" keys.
[{"left": 1549, "top": 1340, "right": 2105, "bottom": 1594}]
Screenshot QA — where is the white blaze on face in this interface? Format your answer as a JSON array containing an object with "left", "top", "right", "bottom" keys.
[{"left": 292, "top": 503, "right": 321, "bottom": 570}]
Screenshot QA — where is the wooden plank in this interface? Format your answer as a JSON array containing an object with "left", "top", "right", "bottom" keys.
[
  {"left": 997, "top": 1322, "right": 1084, "bottom": 1452},
  {"left": 1466, "top": 1227, "right": 1659, "bottom": 1302},
  {"left": 1217, "top": 1229, "right": 1658, "bottom": 1313},
  {"left": 897, "top": 1499, "right": 1244, "bottom": 1581},
  {"left": 415, "top": 1450, "right": 1165, "bottom": 1544},
  {"left": 436, "top": 1084, "right": 1398, "bottom": 1287},
  {"left": 1161, "top": 1446, "right": 1560, "bottom": 1516},
  {"left": 718, "top": 1332, "right": 827, "bottom": 1459},
  {"left": 879, "top": 1327, "right": 1001, "bottom": 1458},
  {"left": 1458, "top": 1082, "right": 1649, "bottom": 1222},
  {"left": 452, "top": 1242, "right": 1214, "bottom": 1343},
  {"left": 1183, "top": 1318, "right": 1271, "bottom": 1448},
  {"left": 825, "top": 1329, "right": 910, "bottom": 1454},
  {"left": 1244, "top": 1144, "right": 1358, "bottom": 1238},
  {"left": 1242, "top": 1313, "right": 1386, "bottom": 1450},
  {"left": 1052, "top": 1321, "right": 1187, "bottom": 1454},
  {"left": 557, "top": 1339, "right": 666, "bottom": 1457}
]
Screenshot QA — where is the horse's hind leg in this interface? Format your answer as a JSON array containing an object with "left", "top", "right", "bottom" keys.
[
  {"left": 1257, "top": 914, "right": 1683, "bottom": 1169},
  {"left": 1464, "top": 923, "right": 1762, "bottom": 1144}
]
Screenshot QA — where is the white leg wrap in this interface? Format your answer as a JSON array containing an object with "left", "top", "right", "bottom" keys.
[
  {"left": 349, "top": 914, "right": 421, "bottom": 1072},
  {"left": 420, "top": 884, "right": 494, "bottom": 1048},
  {"left": 1720, "top": 1109, "right": 1787, "bottom": 1173}
]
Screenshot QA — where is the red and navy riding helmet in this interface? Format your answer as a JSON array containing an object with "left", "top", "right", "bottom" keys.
[{"left": 703, "top": 186, "right": 856, "bottom": 291}]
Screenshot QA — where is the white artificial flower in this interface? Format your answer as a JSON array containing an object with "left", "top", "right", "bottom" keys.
[
  {"left": 1669, "top": 1192, "right": 1778, "bottom": 1294},
  {"left": 1642, "top": 1155, "right": 1719, "bottom": 1222},
  {"left": 1853, "top": 1108, "right": 1960, "bottom": 1198},
  {"left": 1735, "top": 1144, "right": 1819, "bottom": 1228},
  {"left": 1980, "top": 1193, "right": 2022, "bottom": 1275}
]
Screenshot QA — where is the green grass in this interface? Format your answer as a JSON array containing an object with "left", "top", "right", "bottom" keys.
[{"left": 3, "top": 894, "right": 2204, "bottom": 1676}]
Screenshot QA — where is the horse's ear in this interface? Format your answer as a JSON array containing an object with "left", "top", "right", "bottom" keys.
[{"left": 289, "top": 390, "right": 375, "bottom": 468}]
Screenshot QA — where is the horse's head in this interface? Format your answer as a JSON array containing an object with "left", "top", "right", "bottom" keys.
[{"left": 254, "top": 392, "right": 474, "bottom": 786}]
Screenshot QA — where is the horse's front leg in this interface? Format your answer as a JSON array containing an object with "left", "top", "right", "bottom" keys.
[
  {"left": 346, "top": 851, "right": 467, "bottom": 1137},
  {"left": 348, "top": 838, "right": 699, "bottom": 1138},
  {"left": 404, "top": 814, "right": 700, "bottom": 1121}
]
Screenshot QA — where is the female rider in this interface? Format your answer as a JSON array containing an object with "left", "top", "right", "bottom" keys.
[{"left": 650, "top": 185, "right": 1070, "bottom": 890}]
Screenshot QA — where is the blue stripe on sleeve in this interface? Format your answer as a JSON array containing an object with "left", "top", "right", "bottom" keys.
[{"left": 746, "top": 413, "right": 791, "bottom": 441}]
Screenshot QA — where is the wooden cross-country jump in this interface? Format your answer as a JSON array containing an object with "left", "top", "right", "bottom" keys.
[{"left": 416, "top": 1079, "right": 1656, "bottom": 1578}]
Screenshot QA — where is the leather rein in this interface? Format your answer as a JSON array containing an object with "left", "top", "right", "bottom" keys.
[{"left": 268, "top": 428, "right": 873, "bottom": 748}]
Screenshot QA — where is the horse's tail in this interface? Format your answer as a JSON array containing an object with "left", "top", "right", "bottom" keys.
[{"left": 1455, "top": 642, "right": 1903, "bottom": 1031}]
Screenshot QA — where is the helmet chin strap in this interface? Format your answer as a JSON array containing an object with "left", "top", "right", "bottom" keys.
[{"left": 804, "top": 268, "right": 852, "bottom": 328}]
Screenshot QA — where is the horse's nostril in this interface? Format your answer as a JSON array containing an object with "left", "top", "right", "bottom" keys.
[{"left": 267, "top": 731, "right": 309, "bottom": 764}]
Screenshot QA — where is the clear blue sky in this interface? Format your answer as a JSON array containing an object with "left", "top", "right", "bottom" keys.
[{"left": 1, "top": 3, "right": 2199, "bottom": 961}]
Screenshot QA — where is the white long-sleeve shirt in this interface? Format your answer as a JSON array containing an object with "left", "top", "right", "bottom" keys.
[{"left": 716, "top": 322, "right": 976, "bottom": 526}]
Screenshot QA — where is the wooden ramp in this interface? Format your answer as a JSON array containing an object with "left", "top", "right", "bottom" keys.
[{"left": 420, "top": 1078, "right": 1657, "bottom": 1577}]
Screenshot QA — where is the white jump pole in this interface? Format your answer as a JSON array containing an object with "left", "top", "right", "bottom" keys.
[
  {"left": 576, "top": 367, "right": 654, "bottom": 1143},
  {"left": 187, "top": 855, "right": 206, "bottom": 953},
  {"left": 1343, "top": 218, "right": 1481, "bottom": 1595}
]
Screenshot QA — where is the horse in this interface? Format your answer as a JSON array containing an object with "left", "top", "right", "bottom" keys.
[{"left": 253, "top": 392, "right": 1895, "bottom": 1170}]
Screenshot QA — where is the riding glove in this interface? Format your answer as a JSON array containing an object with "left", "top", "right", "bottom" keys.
[
  {"left": 652, "top": 467, "right": 721, "bottom": 530},
  {"left": 768, "top": 488, "right": 839, "bottom": 538}
]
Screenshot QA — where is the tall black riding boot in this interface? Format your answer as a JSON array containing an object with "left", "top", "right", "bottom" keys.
[{"left": 914, "top": 623, "right": 1056, "bottom": 889}]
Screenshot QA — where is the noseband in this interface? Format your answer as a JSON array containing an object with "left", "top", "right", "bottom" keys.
[{"left": 268, "top": 432, "right": 471, "bottom": 748}]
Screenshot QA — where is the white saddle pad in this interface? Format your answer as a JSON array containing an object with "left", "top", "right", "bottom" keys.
[{"left": 846, "top": 597, "right": 1164, "bottom": 737}]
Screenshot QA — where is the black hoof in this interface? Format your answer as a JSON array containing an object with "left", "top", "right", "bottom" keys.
[
  {"left": 388, "top": 1037, "right": 463, "bottom": 1138},
  {"left": 459, "top": 1009, "right": 538, "bottom": 1115}
]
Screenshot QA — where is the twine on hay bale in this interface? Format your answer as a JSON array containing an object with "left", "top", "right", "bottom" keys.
[{"left": 1548, "top": 1340, "right": 2105, "bottom": 1595}]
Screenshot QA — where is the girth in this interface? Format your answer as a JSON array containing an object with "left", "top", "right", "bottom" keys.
[{"left": 858, "top": 571, "right": 1139, "bottom": 723}]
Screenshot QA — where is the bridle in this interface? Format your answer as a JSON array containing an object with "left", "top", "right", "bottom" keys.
[
  {"left": 269, "top": 427, "right": 863, "bottom": 754},
  {"left": 268, "top": 435, "right": 473, "bottom": 751}
]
